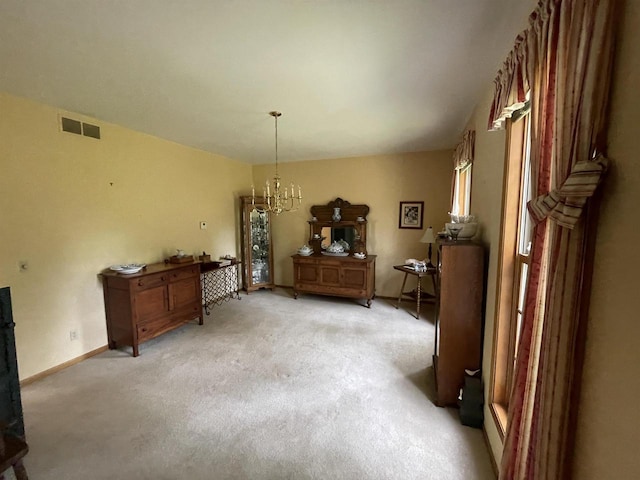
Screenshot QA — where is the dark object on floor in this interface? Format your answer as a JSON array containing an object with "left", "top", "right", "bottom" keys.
[
  {"left": 0, "top": 428, "right": 29, "bottom": 479},
  {"left": 0, "top": 287, "right": 29, "bottom": 479},
  {"left": 459, "top": 372, "right": 484, "bottom": 429}
]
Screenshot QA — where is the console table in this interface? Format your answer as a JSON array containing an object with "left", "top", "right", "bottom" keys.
[
  {"left": 393, "top": 264, "right": 437, "bottom": 319},
  {"left": 200, "top": 261, "right": 241, "bottom": 315}
]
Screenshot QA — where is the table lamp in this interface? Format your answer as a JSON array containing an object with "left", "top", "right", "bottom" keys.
[{"left": 419, "top": 226, "right": 436, "bottom": 268}]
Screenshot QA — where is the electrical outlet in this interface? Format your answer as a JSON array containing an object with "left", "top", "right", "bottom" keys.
[
  {"left": 200, "top": 221, "right": 207, "bottom": 230},
  {"left": 70, "top": 329, "right": 78, "bottom": 341}
]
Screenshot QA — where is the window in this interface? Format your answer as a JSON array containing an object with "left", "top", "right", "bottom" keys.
[
  {"left": 452, "top": 164, "right": 472, "bottom": 215},
  {"left": 489, "top": 105, "right": 532, "bottom": 437}
]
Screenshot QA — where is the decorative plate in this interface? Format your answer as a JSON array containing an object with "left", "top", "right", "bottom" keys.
[
  {"left": 321, "top": 251, "right": 349, "bottom": 257},
  {"left": 110, "top": 264, "right": 146, "bottom": 274}
]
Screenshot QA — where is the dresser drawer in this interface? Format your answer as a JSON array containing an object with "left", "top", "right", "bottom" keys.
[
  {"left": 132, "top": 272, "right": 168, "bottom": 291},
  {"left": 168, "top": 265, "right": 199, "bottom": 282}
]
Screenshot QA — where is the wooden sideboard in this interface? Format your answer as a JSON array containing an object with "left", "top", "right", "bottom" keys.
[
  {"left": 292, "top": 254, "right": 376, "bottom": 307},
  {"left": 292, "top": 198, "right": 375, "bottom": 306},
  {"left": 101, "top": 262, "right": 203, "bottom": 357},
  {"left": 433, "top": 240, "right": 484, "bottom": 406}
]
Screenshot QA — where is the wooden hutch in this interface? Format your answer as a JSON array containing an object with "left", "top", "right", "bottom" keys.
[{"left": 291, "top": 198, "right": 376, "bottom": 307}]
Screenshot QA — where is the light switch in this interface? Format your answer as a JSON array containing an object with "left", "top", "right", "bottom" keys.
[{"left": 200, "top": 221, "right": 207, "bottom": 230}]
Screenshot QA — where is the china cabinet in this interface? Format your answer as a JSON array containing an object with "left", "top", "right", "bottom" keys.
[
  {"left": 292, "top": 198, "right": 375, "bottom": 306},
  {"left": 241, "top": 196, "right": 274, "bottom": 293},
  {"left": 432, "top": 239, "right": 484, "bottom": 406}
]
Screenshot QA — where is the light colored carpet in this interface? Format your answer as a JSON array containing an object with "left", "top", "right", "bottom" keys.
[{"left": 18, "top": 289, "right": 495, "bottom": 480}]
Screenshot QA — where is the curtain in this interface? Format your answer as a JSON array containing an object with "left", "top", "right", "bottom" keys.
[{"left": 490, "top": 1, "right": 616, "bottom": 479}]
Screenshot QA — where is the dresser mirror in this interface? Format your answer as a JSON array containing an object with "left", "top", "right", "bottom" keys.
[
  {"left": 320, "top": 226, "right": 357, "bottom": 250},
  {"left": 308, "top": 198, "right": 369, "bottom": 254}
]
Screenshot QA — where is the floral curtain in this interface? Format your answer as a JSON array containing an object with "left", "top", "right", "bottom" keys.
[{"left": 489, "top": 1, "right": 617, "bottom": 479}]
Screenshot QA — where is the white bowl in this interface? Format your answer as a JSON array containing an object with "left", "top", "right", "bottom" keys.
[
  {"left": 445, "top": 222, "right": 478, "bottom": 239},
  {"left": 449, "top": 213, "right": 476, "bottom": 224}
]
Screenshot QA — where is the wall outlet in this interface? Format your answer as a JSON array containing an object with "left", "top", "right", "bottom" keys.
[
  {"left": 70, "top": 329, "right": 78, "bottom": 341},
  {"left": 200, "top": 221, "right": 207, "bottom": 230}
]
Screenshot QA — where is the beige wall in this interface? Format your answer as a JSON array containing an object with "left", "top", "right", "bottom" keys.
[
  {"left": 463, "top": 87, "right": 507, "bottom": 463},
  {"left": 252, "top": 151, "right": 453, "bottom": 297},
  {"left": 470, "top": 1, "right": 640, "bottom": 476},
  {"left": 0, "top": 92, "right": 251, "bottom": 379}
]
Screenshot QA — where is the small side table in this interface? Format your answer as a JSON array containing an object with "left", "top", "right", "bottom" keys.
[{"left": 393, "top": 264, "right": 438, "bottom": 319}]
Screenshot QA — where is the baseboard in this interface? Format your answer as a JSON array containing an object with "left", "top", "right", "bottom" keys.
[
  {"left": 20, "top": 345, "right": 109, "bottom": 386},
  {"left": 482, "top": 425, "right": 499, "bottom": 476}
]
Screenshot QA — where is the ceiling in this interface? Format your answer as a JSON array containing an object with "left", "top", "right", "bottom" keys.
[{"left": 0, "top": 1, "right": 535, "bottom": 164}]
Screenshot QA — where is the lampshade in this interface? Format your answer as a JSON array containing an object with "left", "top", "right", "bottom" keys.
[{"left": 420, "top": 226, "right": 435, "bottom": 244}]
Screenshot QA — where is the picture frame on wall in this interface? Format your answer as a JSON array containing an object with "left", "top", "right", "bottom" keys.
[{"left": 399, "top": 201, "right": 424, "bottom": 229}]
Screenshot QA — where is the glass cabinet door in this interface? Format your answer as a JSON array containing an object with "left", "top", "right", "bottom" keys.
[{"left": 241, "top": 197, "right": 274, "bottom": 292}]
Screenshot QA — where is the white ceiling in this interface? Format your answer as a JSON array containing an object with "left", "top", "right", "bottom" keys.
[{"left": 0, "top": 1, "right": 535, "bottom": 164}]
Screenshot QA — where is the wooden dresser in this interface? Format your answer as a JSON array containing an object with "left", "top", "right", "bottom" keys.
[
  {"left": 433, "top": 240, "right": 484, "bottom": 406},
  {"left": 292, "top": 254, "right": 376, "bottom": 307},
  {"left": 101, "top": 262, "right": 203, "bottom": 357}
]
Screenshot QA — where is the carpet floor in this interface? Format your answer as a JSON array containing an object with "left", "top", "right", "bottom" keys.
[{"left": 18, "top": 289, "right": 495, "bottom": 480}]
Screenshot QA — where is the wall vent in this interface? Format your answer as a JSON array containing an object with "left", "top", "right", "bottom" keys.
[
  {"left": 82, "top": 122, "right": 100, "bottom": 139},
  {"left": 61, "top": 117, "right": 82, "bottom": 135},
  {"left": 60, "top": 116, "right": 101, "bottom": 139}
]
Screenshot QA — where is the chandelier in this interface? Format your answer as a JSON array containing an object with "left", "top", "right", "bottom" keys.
[{"left": 252, "top": 111, "right": 302, "bottom": 215}]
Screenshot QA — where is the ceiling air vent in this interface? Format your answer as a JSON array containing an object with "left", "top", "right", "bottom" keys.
[{"left": 60, "top": 116, "right": 101, "bottom": 139}]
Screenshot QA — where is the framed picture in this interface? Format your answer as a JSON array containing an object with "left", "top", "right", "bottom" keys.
[{"left": 399, "top": 201, "right": 424, "bottom": 229}]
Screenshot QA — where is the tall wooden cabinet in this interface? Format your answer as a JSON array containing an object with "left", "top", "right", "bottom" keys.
[
  {"left": 102, "top": 262, "right": 203, "bottom": 357},
  {"left": 240, "top": 196, "right": 274, "bottom": 293},
  {"left": 433, "top": 240, "right": 484, "bottom": 407}
]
